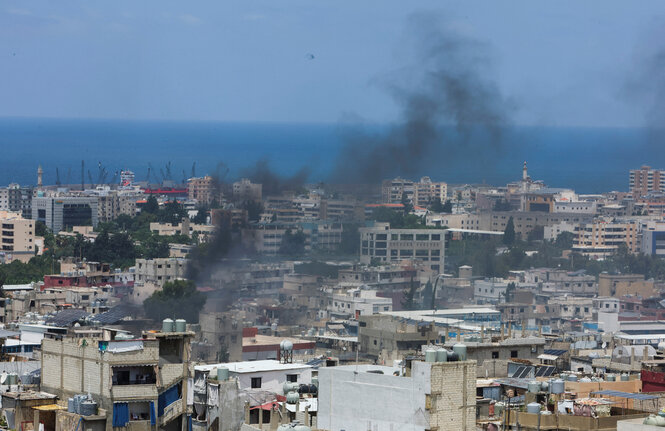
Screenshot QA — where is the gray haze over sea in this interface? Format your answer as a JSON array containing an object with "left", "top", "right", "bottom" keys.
[{"left": 0, "top": 117, "right": 656, "bottom": 194}]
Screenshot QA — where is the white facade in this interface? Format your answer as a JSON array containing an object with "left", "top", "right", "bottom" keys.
[
  {"left": 327, "top": 289, "right": 392, "bottom": 318},
  {"left": 544, "top": 222, "right": 577, "bottom": 241},
  {"left": 474, "top": 278, "right": 509, "bottom": 304},
  {"left": 195, "top": 360, "right": 312, "bottom": 394}
]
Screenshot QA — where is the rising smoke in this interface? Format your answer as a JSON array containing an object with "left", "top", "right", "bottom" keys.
[{"left": 333, "top": 13, "right": 513, "bottom": 183}]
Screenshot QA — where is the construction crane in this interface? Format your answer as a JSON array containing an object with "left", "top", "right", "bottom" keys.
[
  {"left": 55, "top": 168, "right": 61, "bottom": 186},
  {"left": 88, "top": 170, "right": 94, "bottom": 188},
  {"left": 165, "top": 161, "right": 172, "bottom": 181},
  {"left": 65, "top": 167, "right": 71, "bottom": 185},
  {"left": 146, "top": 164, "right": 152, "bottom": 184},
  {"left": 191, "top": 162, "right": 196, "bottom": 178}
]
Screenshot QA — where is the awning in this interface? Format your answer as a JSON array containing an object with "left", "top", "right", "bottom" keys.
[
  {"left": 538, "top": 354, "right": 559, "bottom": 361},
  {"left": 32, "top": 405, "right": 65, "bottom": 411}
]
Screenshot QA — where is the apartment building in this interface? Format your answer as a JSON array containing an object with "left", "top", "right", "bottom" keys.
[
  {"left": 0, "top": 211, "right": 36, "bottom": 263},
  {"left": 32, "top": 196, "right": 98, "bottom": 232},
  {"left": 135, "top": 258, "right": 189, "bottom": 288},
  {"left": 630, "top": 165, "right": 665, "bottom": 197},
  {"left": 487, "top": 211, "right": 593, "bottom": 239},
  {"left": 232, "top": 178, "right": 262, "bottom": 202},
  {"left": 241, "top": 221, "right": 343, "bottom": 255},
  {"left": 150, "top": 218, "right": 215, "bottom": 242},
  {"left": 358, "top": 222, "right": 446, "bottom": 272},
  {"left": 187, "top": 176, "right": 216, "bottom": 205},
  {"left": 573, "top": 219, "right": 640, "bottom": 258},
  {"left": 381, "top": 176, "right": 447, "bottom": 206},
  {"left": 41, "top": 329, "right": 193, "bottom": 431},
  {"left": 0, "top": 184, "right": 34, "bottom": 219}
]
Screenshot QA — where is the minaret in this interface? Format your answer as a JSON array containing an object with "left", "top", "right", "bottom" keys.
[
  {"left": 37, "top": 165, "right": 43, "bottom": 188},
  {"left": 522, "top": 161, "right": 528, "bottom": 181}
]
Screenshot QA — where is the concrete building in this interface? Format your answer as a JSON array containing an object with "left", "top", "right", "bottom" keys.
[
  {"left": 359, "top": 223, "right": 445, "bottom": 272},
  {"left": 195, "top": 360, "right": 312, "bottom": 394},
  {"left": 241, "top": 221, "right": 343, "bottom": 255},
  {"left": 553, "top": 200, "right": 597, "bottom": 213},
  {"left": 41, "top": 329, "right": 194, "bottom": 431},
  {"left": 544, "top": 221, "right": 577, "bottom": 241},
  {"left": 327, "top": 288, "right": 393, "bottom": 318},
  {"left": 487, "top": 211, "right": 593, "bottom": 240},
  {"left": 188, "top": 176, "right": 216, "bottom": 205},
  {"left": 573, "top": 219, "right": 640, "bottom": 258},
  {"left": 630, "top": 165, "right": 665, "bottom": 197},
  {"left": 381, "top": 177, "right": 447, "bottom": 206},
  {"left": 32, "top": 196, "right": 98, "bottom": 232},
  {"left": 474, "top": 278, "right": 509, "bottom": 304},
  {"left": 232, "top": 178, "right": 262, "bottom": 202},
  {"left": 318, "top": 360, "right": 476, "bottom": 431},
  {"left": 0, "top": 211, "right": 37, "bottom": 263},
  {"left": 0, "top": 184, "right": 34, "bottom": 219},
  {"left": 598, "top": 273, "right": 658, "bottom": 298},
  {"left": 196, "top": 311, "right": 243, "bottom": 362},
  {"left": 150, "top": 218, "right": 215, "bottom": 242},
  {"left": 135, "top": 258, "right": 189, "bottom": 288}
]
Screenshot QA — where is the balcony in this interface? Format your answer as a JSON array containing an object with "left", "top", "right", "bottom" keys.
[
  {"left": 111, "top": 384, "right": 158, "bottom": 400},
  {"left": 160, "top": 399, "right": 183, "bottom": 425}
]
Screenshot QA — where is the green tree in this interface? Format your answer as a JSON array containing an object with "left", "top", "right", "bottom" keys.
[
  {"left": 401, "top": 194, "right": 413, "bottom": 214},
  {"left": 441, "top": 200, "right": 453, "bottom": 214},
  {"left": 429, "top": 199, "right": 445, "bottom": 213},
  {"left": 144, "top": 196, "right": 159, "bottom": 214},
  {"left": 401, "top": 275, "right": 419, "bottom": 310},
  {"left": 192, "top": 208, "right": 208, "bottom": 224},
  {"left": 143, "top": 279, "right": 206, "bottom": 323},
  {"left": 503, "top": 217, "right": 516, "bottom": 246}
]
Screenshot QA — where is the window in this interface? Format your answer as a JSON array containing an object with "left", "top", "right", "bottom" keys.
[
  {"left": 400, "top": 234, "right": 413, "bottom": 241},
  {"left": 511, "top": 350, "right": 518, "bottom": 358},
  {"left": 492, "top": 351, "right": 499, "bottom": 359},
  {"left": 286, "top": 374, "right": 298, "bottom": 383},
  {"left": 373, "top": 340, "right": 377, "bottom": 345},
  {"left": 251, "top": 378, "right": 262, "bottom": 388}
]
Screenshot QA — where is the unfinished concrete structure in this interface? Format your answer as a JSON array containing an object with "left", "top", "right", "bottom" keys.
[{"left": 41, "top": 329, "right": 194, "bottom": 431}]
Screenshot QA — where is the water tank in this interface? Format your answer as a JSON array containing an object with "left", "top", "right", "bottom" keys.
[
  {"left": 293, "top": 425, "right": 311, "bottom": 431},
  {"left": 580, "top": 377, "right": 592, "bottom": 383},
  {"left": 425, "top": 349, "right": 437, "bottom": 363},
  {"left": 447, "top": 352, "right": 459, "bottom": 362},
  {"left": 277, "top": 425, "right": 292, "bottom": 431},
  {"left": 311, "top": 377, "right": 319, "bottom": 387},
  {"left": 659, "top": 341, "right": 665, "bottom": 352},
  {"left": 436, "top": 349, "right": 448, "bottom": 363},
  {"left": 452, "top": 344, "right": 467, "bottom": 361},
  {"left": 283, "top": 382, "right": 299, "bottom": 394},
  {"left": 621, "top": 373, "right": 629, "bottom": 381},
  {"left": 162, "top": 318, "right": 174, "bottom": 333},
  {"left": 550, "top": 379, "right": 565, "bottom": 394},
  {"left": 607, "top": 374, "right": 616, "bottom": 382},
  {"left": 280, "top": 340, "right": 294, "bottom": 352},
  {"left": 494, "top": 402, "right": 504, "bottom": 417},
  {"left": 80, "top": 400, "right": 98, "bottom": 416},
  {"left": 67, "top": 398, "right": 75, "bottom": 413},
  {"left": 20, "top": 374, "right": 32, "bottom": 385},
  {"left": 286, "top": 391, "right": 299, "bottom": 404},
  {"left": 567, "top": 374, "right": 578, "bottom": 382},
  {"left": 527, "top": 381, "right": 541, "bottom": 393},
  {"left": 541, "top": 381, "right": 549, "bottom": 392},
  {"left": 218, "top": 367, "right": 229, "bottom": 381},
  {"left": 175, "top": 319, "right": 187, "bottom": 333},
  {"left": 526, "top": 403, "right": 541, "bottom": 414},
  {"left": 7, "top": 374, "right": 18, "bottom": 385},
  {"left": 308, "top": 384, "right": 318, "bottom": 394},
  {"left": 298, "top": 384, "right": 309, "bottom": 394}
]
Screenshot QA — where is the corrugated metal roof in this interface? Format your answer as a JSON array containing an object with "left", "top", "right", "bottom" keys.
[{"left": 91, "top": 305, "right": 132, "bottom": 325}]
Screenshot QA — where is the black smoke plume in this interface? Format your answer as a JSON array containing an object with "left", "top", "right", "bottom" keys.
[
  {"left": 242, "top": 158, "right": 309, "bottom": 196},
  {"left": 332, "top": 13, "right": 513, "bottom": 183}
]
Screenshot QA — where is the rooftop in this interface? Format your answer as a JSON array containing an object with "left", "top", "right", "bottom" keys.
[{"left": 195, "top": 360, "right": 312, "bottom": 374}]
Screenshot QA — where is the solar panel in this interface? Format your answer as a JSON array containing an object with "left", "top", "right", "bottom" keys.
[
  {"left": 46, "top": 309, "right": 90, "bottom": 327},
  {"left": 543, "top": 349, "right": 568, "bottom": 357},
  {"left": 91, "top": 305, "right": 132, "bottom": 325},
  {"left": 510, "top": 366, "right": 526, "bottom": 378},
  {"left": 535, "top": 366, "right": 555, "bottom": 377}
]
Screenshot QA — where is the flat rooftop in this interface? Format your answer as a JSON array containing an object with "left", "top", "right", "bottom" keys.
[
  {"left": 242, "top": 334, "right": 313, "bottom": 347},
  {"left": 195, "top": 359, "right": 312, "bottom": 374}
]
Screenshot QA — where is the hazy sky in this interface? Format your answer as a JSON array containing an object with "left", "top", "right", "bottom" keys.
[{"left": 2, "top": 1, "right": 664, "bottom": 127}]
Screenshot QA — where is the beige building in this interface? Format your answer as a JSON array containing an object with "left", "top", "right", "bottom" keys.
[
  {"left": 573, "top": 219, "right": 640, "bottom": 258},
  {"left": 41, "top": 330, "right": 193, "bottom": 431},
  {"left": 135, "top": 258, "right": 189, "bottom": 288},
  {"left": 0, "top": 211, "right": 37, "bottom": 263},
  {"left": 630, "top": 165, "right": 665, "bottom": 197},
  {"left": 232, "top": 178, "right": 262, "bottom": 202},
  {"left": 382, "top": 176, "right": 447, "bottom": 206},
  {"left": 598, "top": 273, "right": 658, "bottom": 297},
  {"left": 187, "top": 176, "right": 216, "bottom": 205},
  {"left": 149, "top": 218, "right": 215, "bottom": 242}
]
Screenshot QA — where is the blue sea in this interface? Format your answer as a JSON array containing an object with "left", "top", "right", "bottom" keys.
[{"left": 0, "top": 117, "right": 660, "bottom": 194}]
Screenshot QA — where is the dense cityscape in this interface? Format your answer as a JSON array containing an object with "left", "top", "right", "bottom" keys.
[{"left": 0, "top": 161, "right": 662, "bottom": 430}]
